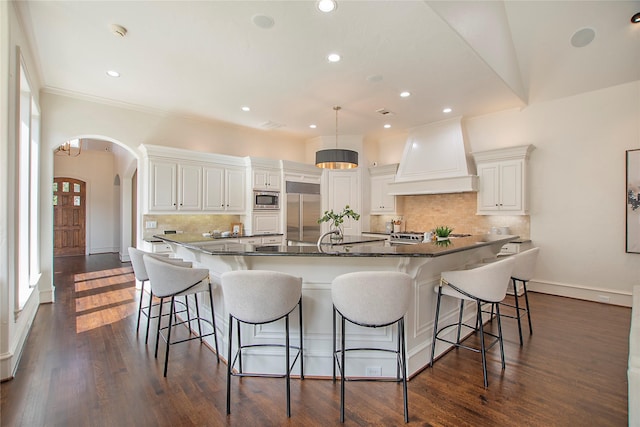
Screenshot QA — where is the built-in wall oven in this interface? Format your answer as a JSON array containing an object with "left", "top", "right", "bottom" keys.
[{"left": 253, "top": 190, "right": 280, "bottom": 210}]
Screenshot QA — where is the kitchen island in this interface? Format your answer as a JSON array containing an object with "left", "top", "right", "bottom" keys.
[{"left": 155, "top": 233, "right": 518, "bottom": 378}]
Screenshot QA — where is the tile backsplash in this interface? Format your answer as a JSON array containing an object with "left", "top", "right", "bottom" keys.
[
  {"left": 370, "top": 192, "right": 530, "bottom": 239},
  {"left": 143, "top": 214, "right": 241, "bottom": 239}
]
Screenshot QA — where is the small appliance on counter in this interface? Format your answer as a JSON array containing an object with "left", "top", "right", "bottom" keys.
[{"left": 490, "top": 226, "right": 511, "bottom": 235}]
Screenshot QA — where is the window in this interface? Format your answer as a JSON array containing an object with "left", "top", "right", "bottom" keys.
[{"left": 16, "top": 48, "right": 41, "bottom": 310}]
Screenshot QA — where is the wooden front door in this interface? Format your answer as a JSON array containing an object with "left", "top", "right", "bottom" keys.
[{"left": 54, "top": 177, "right": 86, "bottom": 256}]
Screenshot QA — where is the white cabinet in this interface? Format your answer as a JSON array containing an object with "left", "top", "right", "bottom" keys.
[
  {"left": 253, "top": 168, "right": 281, "bottom": 191},
  {"left": 369, "top": 164, "right": 399, "bottom": 214},
  {"left": 472, "top": 145, "right": 535, "bottom": 216},
  {"left": 203, "top": 166, "right": 246, "bottom": 213},
  {"left": 252, "top": 212, "right": 281, "bottom": 234},
  {"left": 325, "top": 169, "right": 361, "bottom": 236},
  {"left": 477, "top": 160, "right": 522, "bottom": 213},
  {"left": 148, "top": 160, "right": 202, "bottom": 212}
]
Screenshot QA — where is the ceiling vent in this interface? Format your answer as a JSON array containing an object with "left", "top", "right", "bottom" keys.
[
  {"left": 375, "top": 108, "right": 394, "bottom": 116},
  {"left": 261, "top": 120, "right": 285, "bottom": 130}
]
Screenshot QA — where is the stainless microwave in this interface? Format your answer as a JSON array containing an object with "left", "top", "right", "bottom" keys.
[{"left": 253, "top": 190, "right": 280, "bottom": 210}]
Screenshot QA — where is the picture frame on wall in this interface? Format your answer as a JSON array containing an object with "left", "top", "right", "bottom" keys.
[{"left": 626, "top": 149, "right": 640, "bottom": 253}]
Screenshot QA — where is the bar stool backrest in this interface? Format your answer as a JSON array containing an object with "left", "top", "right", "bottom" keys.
[
  {"left": 442, "top": 257, "right": 515, "bottom": 303},
  {"left": 128, "top": 247, "right": 191, "bottom": 282},
  {"left": 143, "top": 254, "right": 208, "bottom": 298},
  {"left": 332, "top": 271, "right": 412, "bottom": 326},
  {"left": 511, "top": 247, "right": 540, "bottom": 281},
  {"left": 221, "top": 270, "right": 302, "bottom": 324}
]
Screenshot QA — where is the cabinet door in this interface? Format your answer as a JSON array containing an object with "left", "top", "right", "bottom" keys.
[
  {"left": 477, "top": 163, "right": 500, "bottom": 212},
  {"left": 498, "top": 160, "right": 522, "bottom": 211},
  {"left": 371, "top": 175, "right": 395, "bottom": 213},
  {"left": 253, "top": 212, "right": 280, "bottom": 234},
  {"left": 225, "top": 168, "right": 246, "bottom": 212},
  {"left": 253, "top": 169, "right": 281, "bottom": 190},
  {"left": 328, "top": 171, "right": 360, "bottom": 235},
  {"left": 149, "top": 161, "right": 177, "bottom": 211},
  {"left": 178, "top": 164, "right": 202, "bottom": 211},
  {"left": 203, "top": 166, "right": 225, "bottom": 211}
]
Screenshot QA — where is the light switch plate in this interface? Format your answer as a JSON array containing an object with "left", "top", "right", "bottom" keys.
[{"left": 145, "top": 221, "right": 157, "bottom": 229}]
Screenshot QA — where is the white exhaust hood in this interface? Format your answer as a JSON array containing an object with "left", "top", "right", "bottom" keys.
[{"left": 387, "top": 117, "right": 478, "bottom": 195}]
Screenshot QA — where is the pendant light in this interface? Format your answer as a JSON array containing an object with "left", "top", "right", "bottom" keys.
[{"left": 315, "top": 106, "right": 358, "bottom": 169}]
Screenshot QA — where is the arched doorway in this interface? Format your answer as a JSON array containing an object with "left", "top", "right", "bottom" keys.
[{"left": 53, "top": 177, "right": 86, "bottom": 256}]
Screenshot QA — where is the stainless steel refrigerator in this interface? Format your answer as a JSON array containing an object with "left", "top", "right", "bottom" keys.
[{"left": 286, "top": 181, "right": 321, "bottom": 244}]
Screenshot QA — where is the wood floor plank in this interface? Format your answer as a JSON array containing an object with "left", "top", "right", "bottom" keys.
[{"left": 0, "top": 253, "right": 630, "bottom": 426}]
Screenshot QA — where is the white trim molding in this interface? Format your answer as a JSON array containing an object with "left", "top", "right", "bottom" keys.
[{"left": 529, "top": 279, "right": 633, "bottom": 307}]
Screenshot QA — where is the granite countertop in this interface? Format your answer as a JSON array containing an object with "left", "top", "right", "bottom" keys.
[
  {"left": 156, "top": 233, "right": 519, "bottom": 258},
  {"left": 146, "top": 232, "right": 283, "bottom": 244}
]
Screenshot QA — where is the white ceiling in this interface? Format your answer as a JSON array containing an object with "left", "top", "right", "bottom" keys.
[{"left": 16, "top": 1, "right": 640, "bottom": 140}]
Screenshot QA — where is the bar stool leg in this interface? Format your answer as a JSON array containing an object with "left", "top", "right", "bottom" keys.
[
  {"left": 430, "top": 287, "right": 443, "bottom": 367},
  {"left": 298, "top": 298, "right": 304, "bottom": 379},
  {"left": 340, "top": 315, "right": 346, "bottom": 423},
  {"left": 194, "top": 295, "right": 203, "bottom": 342},
  {"left": 332, "top": 306, "right": 337, "bottom": 382},
  {"left": 136, "top": 280, "right": 146, "bottom": 332},
  {"left": 456, "top": 299, "right": 464, "bottom": 344},
  {"left": 513, "top": 278, "right": 524, "bottom": 346},
  {"left": 285, "top": 314, "right": 291, "bottom": 418},
  {"left": 207, "top": 284, "right": 220, "bottom": 362},
  {"left": 226, "top": 314, "right": 233, "bottom": 415},
  {"left": 163, "top": 296, "right": 175, "bottom": 377},
  {"left": 477, "top": 300, "right": 488, "bottom": 388},
  {"left": 236, "top": 319, "right": 243, "bottom": 374},
  {"left": 400, "top": 318, "right": 409, "bottom": 423},
  {"left": 495, "top": 302, "right": 506, "bottom": 369},
  {"left": 522, "top": 280, "right": 533, "bottom": 335},
  {"left": 155, "top": 297, "right": 164, "bottom": 358}
]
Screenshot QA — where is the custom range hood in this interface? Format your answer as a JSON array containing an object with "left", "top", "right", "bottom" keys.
[{"left": 387, "top": 117, "right": 478, "bottom": 195}]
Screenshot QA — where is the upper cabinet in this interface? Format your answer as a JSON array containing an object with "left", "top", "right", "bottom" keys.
[
  {"left": 148, "top": 160, "right": 203, "bottom": 212},
  {"left": 142, "top": 145, "right": 247, "bottom": 214},
  {"left": 369, "top": 164, "right": 399, "bottom": 214},
  {"left": 472, "top": 145, "right": 535, "bottom": 215},
  {"left": 252, "top": 168, "right": 281, "bottom": 191},
  {"left": 203, "top": 165, "right": 246, "bottom": 212},
  {"left": 324, "top": 169, "right": 362, "bottom": 236}
]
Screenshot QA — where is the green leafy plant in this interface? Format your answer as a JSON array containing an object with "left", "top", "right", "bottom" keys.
[
  {"left": 434, "top": 225, "right": 453, "bottom": 238},
  {"left": 317, "top": 205, "right": 361, "bottom": 231}
]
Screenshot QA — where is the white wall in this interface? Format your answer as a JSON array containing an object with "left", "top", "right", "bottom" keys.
[
  {"left": 1, "top": 1, "right": 44, "bottom": 380},
  {"left": 372, "top": 81, "right": 640, "bottom": 303},
  {"left": 54, "top": 150, "right": 119, "bottom": 254}
]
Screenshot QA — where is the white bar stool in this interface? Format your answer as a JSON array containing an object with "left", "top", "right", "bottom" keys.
[
  {"left": 221, "top": 270, "right": 303, "bottom": 418},
  {"left": 143, "top": 255, "right": 220, "bottom": 377},
  {"left": 430, "top": 257, "right": 515, "bottom": 388},
  {"left": 332, "top": 271, "right": 412, "bottom": 423},
  {"left": 491, "top": 247, "right": 540, "bottom": 345},
  {"left": 128, "top": 247, "right": 192, "bottom": 344}
]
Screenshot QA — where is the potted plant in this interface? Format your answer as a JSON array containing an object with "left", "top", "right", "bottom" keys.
[
  {"left": 318, "top": 205, "right": 360, "bottom": 239},
  {"left": 434, "top": 225, "right": 453, "bottom": 241}
]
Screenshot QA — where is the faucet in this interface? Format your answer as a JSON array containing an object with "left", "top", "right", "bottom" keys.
[{"left": 317, "top": 229, "right": 340, "bottom": 251}]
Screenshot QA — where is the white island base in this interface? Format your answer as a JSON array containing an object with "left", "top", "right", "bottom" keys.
[{"left": 168, "top": 236, "right": 513, "bottom": 379}]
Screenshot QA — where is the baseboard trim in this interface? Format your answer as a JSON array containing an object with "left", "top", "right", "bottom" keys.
[{"left": 529, "top": 280, "right": 633, "bottom": 307}]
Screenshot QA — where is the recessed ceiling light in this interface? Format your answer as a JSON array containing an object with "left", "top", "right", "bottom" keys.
[
  {"left": 241, "top": 106, "right": 251, "bottom": 112},
  {"left": 631, "top": 12, "right": 640, "bottom": 24},
  {"left": 317, "top": 0, "right": 337, "bottom": 13},
  {"left": 309, "top": 124, "right": 317, "bottom": 129},
  {"left": 106, "top": 70, "right": 120, "bottom": 77},
  {"left": 327, "top": 53, "right": 341, "bottom": 63},
  {"left": 400, "top": 91, "right": 411, "bottom": 98},
  {"left": 443, "top": 107, "right": 452, "bottom": 113},
  {"left": 384, "top": 124, "right": 391, "bottom": 129}
]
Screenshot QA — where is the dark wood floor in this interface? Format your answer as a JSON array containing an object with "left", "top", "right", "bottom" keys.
[{"left": 1, "top": 253, "right": 631, "bottom": 426}]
